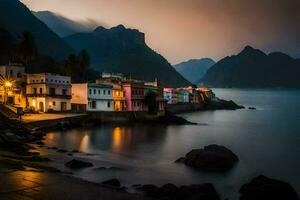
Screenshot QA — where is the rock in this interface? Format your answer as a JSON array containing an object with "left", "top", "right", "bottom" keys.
[
  {"left": 57, "top": 149, "right": 68, "bottom": 153},
  {"left": 136, "top": 184, "right": 158, "bottom": 193},
  {"left": 71, "top": 149, "right": 80, "bottom": 153},
  {"left": 67, "top": 153, "right": 73, "bottom": 156},
  {"left": 239, "top": 175, "right": 299, "bottom": 200},
  {"left": 183, "top": 144, "right": 239, "bottom": 171},
  {"left": 140, "top": 183, "right": 220, "bottom": 200},
  {"left": 64, "top": 159, "right": 93, "bottom": 169},
  {"left": 132, "top": 184, "right": 142, "bottom": 188},
  {"left": 96, "top": 166, "right": 124, "bottom": 171},
  {"left": 175, "top": 157, "right": 186, "bottom": 163},
  {"left": 248, "top": 107, "right": 256, "bottom": 110},
  {"left": 176, "top": 183, "right": 220, "bottom": 200},
  {"left": 102, "top": 179, "right": 121, "bottom": 188}
]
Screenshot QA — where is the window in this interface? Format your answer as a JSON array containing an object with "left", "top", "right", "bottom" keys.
[
  {"left": 51, "top": 79, "right": 53, "bottom": 82},
  {"left": 17, "top": 72, "right": 22, "bottom": 78},
  {"left": 107, "top": 101, "right": 111, "bottom": 108},
  {"left": 55, "top": 80, "right": 57, "bottom": 83},
  {"left": 63, "top": 81, "right": 65, "bottom": 83},
  {"left": 10, "top": 70, "right": 13, "bottom": 76},
  {"left": 41, "top": 79, "right": 44, "bottom": 83},
  {"left": 33, "top": 88, "right": 37, "bottom": 94},
  {"left": 67, "top": 81, "right": 69, "bottom": 83},
  {"left": 53, "top": 101, "right": 56, "bottom": 106},
  {"left": 62, "top": 89, "right": 67, "bottom": 95},
  {"left": 39, "top": 88, "right": 43, "bottom": 94},
  {"left": 33, "top": 80, "right": 35, "bottom": 83},
  {"left": 98, "top": 90, "right": 101, "bottom": 95},
  {"left": 46, "top": 79, "right": 48, "bottom": 82},
  {"left": 108, "top": 90, "right": 111, "bottom": 95},
  {"left": 89, "top": 89, "right": 92, "bottom": 95},
  {"left": 50, "top": 88, "right": 55, "bottom": 95},
  {"left": 103, "top": 90, "right": 106, "bottom": 95},
  {"left": 92, "top": 101, "right": 96, "bottom": 109},
  {"left": 59, "top": 80, "right": 61, "bottom": 83},
  {"left": 93, "top": 89, "right": 96, "bottom": 95}
]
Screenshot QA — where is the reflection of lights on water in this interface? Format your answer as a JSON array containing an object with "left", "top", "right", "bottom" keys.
[
  {"left": 112, "top": 127, "right": 122, "bottom": 152},
  {"left": 12, "top": 170, "right": 43, "bottom": 189},
  {"left": 79, "top": 134, "right": 90, "bottom": 152}
]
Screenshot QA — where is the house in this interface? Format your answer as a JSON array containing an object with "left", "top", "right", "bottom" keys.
[
  {"left": 0, "top": 63, "right": 25, "bottom": 105},
  {"left": 176, "top": 89, "right": 190, "bottom": 103},
  {"left": 123, "top": 80, "right": 145, "bottom": 111},
  {"left": 96, "top": 75, "right": 126, "bottom": 111},
  {"left": 71, "top": 83, "right": 113, "bottom": 112},
  {"left": 26, "top": 73, "right": 71, "bottom": 112},
  {"left": 144, "top": 80, "right": 165, "bottom": 112},
  {"left": 163, "top": 88, "right": 177, "bottom": 104}
]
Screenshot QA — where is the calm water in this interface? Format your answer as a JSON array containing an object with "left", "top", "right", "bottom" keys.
[{"left": 44, "top": 89, "right": 300, "bottom": 199}]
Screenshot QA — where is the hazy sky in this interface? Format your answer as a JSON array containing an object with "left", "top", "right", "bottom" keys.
[{"left": 21, "top": 0, "right": 300, "bottom": 64}]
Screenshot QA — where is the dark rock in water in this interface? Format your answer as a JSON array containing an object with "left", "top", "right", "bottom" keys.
[
  {"left": 132, "top": 184, "right": 142, "bottom": 188},
  {"left": 175, "top": 157, "right": 186, "bottom": 163},
  {"left": 206, "top": 99, "right": 245, "bottom": 110},
  {"left": 71, "top": 149, "right": 80, "bottom": 153},
  {"left": 177, "top": 183, "right": 220, "bottom": 200},
  {"left": 140, "top": 183, "right": 220, "bottom": 200},
  {"left": 64, "top": 159, "right": 93, "bottom": 169},
  {"left": 102, "top": 179, "right": 121, "bottom": 188},
  {"left": 183, "top": 144, "right": 238, "bottom": 171},
  {"left": 248, "top": 107, "right": 256, "bottom": 110},
  {"left": 67, "top": 153, "right": 73, "bottom": 156},
  {"left": 160, "top": 111, "right": 197, "bottom": 125},
  {"left": 239, "top": 175, "right": 299, "bottom": 200},
  {"left": 96, "top": 166, "right": 124, "bottom": 171},
  {"left": 57, "top": 149, "right": 68, "bottom": 153},
  {"left": 49, "top": 147, "right": 58, "bottom": 150},
  {"left": 136, "top": 184, "right": 158, "bottom": 193}
]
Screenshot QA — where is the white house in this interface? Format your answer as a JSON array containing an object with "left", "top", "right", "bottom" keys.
[
  {"left": 71, "top": 83, "right": 113, "bottom": 112},
  {"left": 26, "top": 73, "right": 72, "bottom": 112}
]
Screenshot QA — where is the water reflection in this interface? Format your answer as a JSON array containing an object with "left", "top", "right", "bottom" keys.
[{"left": 79, "top": 133, "right": 90, "bottom": 153}]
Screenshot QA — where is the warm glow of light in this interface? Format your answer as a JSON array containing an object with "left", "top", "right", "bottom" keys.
[
  {"left": 112, "top": 127, "right": 122, "bottom": 152},
  {"left": 79, "top": 134, "right": 90, "bottom": 152},
  {"left": 32, "top": 100, "right": 36, "bottom": 108},
  {"left": 5, "top": 81, "right": 12, "bottom": 87}
]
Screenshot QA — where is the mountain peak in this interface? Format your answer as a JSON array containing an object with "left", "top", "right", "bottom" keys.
[
  {"left": 239, "top": 45, "right": 266, "bottom": 57},
  {"left": 93, "top": 26, "right": 107, "bottom": 33}
]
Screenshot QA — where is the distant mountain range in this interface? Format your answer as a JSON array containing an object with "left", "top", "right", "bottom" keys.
[
  {"left": 200, "top": 46, "right": 300, "bottom": 88},
  {"left": 174, "top": 58, "right": 215, "bottom": 84},
  {"left": 33, "top": 11, "right": 97, "bottom": 37},
  {"left": 63, "top": 25, "right": 190, "bottom": 87},
  {"left": 0, "top": 0, "right": 73, "bottom": 60}
]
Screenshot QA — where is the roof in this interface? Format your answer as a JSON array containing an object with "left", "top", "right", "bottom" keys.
[{"left": 88, "top": 83, "right": 112, "bottom": 88}]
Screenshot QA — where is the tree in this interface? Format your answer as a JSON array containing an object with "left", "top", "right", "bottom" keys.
[
  {"left": 16, "top": 32, "right": 37, "bottom": 72},
  {"left": 144, "top": 91, "right": 158, "bottom": 115}
]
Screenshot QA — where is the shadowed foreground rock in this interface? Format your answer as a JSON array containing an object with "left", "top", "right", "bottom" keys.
[
  {"left": 137, "top": 183, "right": 220, "bottom": 200},
  {"left": 102, "top": 179, "right": 121, "bottom": 188},
  {"left": 178, "top": 144, "right": 238, "bottom": 171},
  {"left": 239, "top": 175, "right": 299, "bottom": 200},
  {"left": 65, "top": 159, "right": 93, "bottom": 169}
]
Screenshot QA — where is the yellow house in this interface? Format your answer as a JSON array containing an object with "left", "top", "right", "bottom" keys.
[{"left": 112, "top": 83, "right": 126, "bottom": 111}]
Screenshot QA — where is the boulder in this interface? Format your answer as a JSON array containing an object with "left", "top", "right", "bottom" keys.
[
  {"left": 102, "top": 179, "right": 121, "bottom": 188},
  {"left": 240, "top": 175, "right": 299, "bottom": 200},
  {"left": 175, "top": 157, "right": 186, "bottom": 163},
  {"left": 64, "top": 159, "right": 93, "bottom": 169},
  {"left": 248, "top": 107, "right": 256, "bottom": 110},
  {"left": 136, "top": 184, "right": 158, "bottom": 193},
  {"left": 183, "top": 144, "right": 238, "bottom": 171}
]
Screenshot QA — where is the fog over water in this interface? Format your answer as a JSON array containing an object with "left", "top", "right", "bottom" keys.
[{"left": 45, "top": 89, "right": 300, "bottom": 199}]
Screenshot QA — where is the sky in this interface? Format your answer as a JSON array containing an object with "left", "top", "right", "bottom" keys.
[{"left": 21, "top": 0, "right": 300, "bottom": 64}]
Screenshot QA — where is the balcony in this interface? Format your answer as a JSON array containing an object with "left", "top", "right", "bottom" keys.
[{"left": 26, "top": 93, "right": 72, "bottom": 99}]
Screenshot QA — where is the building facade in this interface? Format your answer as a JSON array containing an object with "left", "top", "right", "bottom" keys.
[
  {"left": 144, "top": 80, "right": 165, "bottom": 112},
  {"left": 0, "top": 64, "right": 25, "bottom": 105},
  {"left": 163, "top": 88, "right": 177, "bottom": 104},
  {"left": 123, "top": 81, "right": 145, "bottom": 111},
  {"left": 26, "top": 73, "right": 71, "bottom": 112},
  {"left": 71, "top": 83, "right": 113, "bottom": 112}
]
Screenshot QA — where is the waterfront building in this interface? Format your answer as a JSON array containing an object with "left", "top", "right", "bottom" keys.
[
  {"left": 123, "top": 80, "right": 145, "bottom": 111},
  {"left": 144, "top": 80, "right": 165, "bottom": 112},
  {"left": 26, "top": 73, "right": 71, "bottom": 112},
  {"left": 71, "top": 83, "right": 113, "bottom": 112},
  {"left": 163, "top": 88, "right": 177, "bottom": 104},
  {"left": 0, "top": 63, "right": 25, "bottom": 106},
  {"left": 176, "top": 89, "right": 190, "bottom": 103},
  {"left": 111, "top": 83, "right": 126, "bottom": 111}
]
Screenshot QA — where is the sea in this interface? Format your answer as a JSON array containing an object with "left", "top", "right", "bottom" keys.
[{"left": 44, "top": 89, "right": 300, "bottom": 199}]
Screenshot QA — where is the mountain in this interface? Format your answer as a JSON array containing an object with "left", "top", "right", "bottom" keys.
[
  {"left": 0, "top": 0, "right": 73, "bottom": 60},
  {"left": 174, "top": 58, "right": 215, "bottom": 84},
  {"left": 200, "top": 46, "right": 300, "bottom": 88},
  {"left": 64, "top": 25, "right": 190, "bottom": 87},
  {"left": 33, "top": 11, "right": 97, "bottom": 37}
]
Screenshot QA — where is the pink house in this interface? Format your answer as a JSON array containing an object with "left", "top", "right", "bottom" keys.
[{"left": 123, "top": 81, "right": 145, "bottom": 111}]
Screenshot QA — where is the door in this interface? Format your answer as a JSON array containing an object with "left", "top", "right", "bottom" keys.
[
  {"left": 39, "top": 102, "right": 44, "bottom": 112},
  {"left": 61, "top": 102, "right": 67, "bottom": 112}
]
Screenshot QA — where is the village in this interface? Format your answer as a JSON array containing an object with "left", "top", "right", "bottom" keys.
[{"left": 0, "top": 63, "right": 216, "bottom": 122}]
